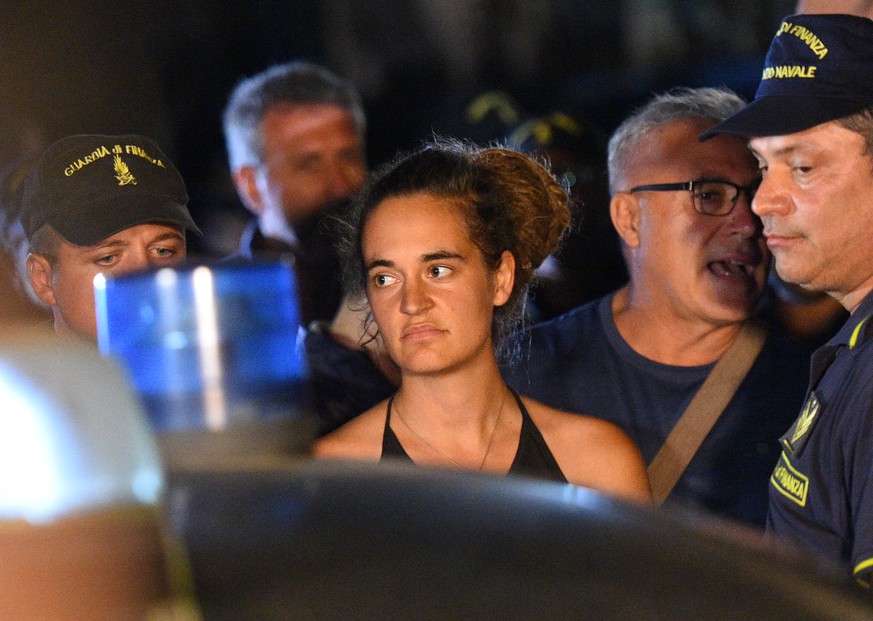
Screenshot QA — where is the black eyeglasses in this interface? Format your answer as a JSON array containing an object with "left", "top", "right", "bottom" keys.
[{"left": 626, "top": 179, "right": 758, "bottom": 216}]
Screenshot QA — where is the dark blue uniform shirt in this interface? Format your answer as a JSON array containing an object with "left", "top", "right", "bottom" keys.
[
  {"left": 768, "top": 289, "right": 873, "bottom": 584},
  {"left": 504, "top": 295, "right": 812, "bottom": 527}
]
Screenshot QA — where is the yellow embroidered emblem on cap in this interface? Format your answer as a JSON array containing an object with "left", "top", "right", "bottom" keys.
[
  {"left": 64, "top": 145, "right": 111, "bottom": 176},
  {"left": 762, "top": 65, "right": 817, "bottom": 80},
  {"left": 776, "top": 22, "right": 829, "bottom": 59},
  {"left": 113, "top": 154, "right": 137, "bottom": 186}
]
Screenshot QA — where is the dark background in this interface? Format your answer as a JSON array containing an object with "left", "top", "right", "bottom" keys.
[{"left": 0, "top": 1, "right": 796, "bottom": 257}]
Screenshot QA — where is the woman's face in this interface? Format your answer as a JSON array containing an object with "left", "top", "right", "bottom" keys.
[{"left": 362, "top": 193, "right": 513, "bottom": 377}]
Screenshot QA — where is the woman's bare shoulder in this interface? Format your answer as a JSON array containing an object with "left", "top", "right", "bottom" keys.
[
  {"left": 523, "top": 397, "right": 629, "bottom": 445},
  {"left": 311, "top": 401, "right": 389, "bottom": 461},
  {"left": 521, "top": 396, "right": 652, "bottom": 504}
]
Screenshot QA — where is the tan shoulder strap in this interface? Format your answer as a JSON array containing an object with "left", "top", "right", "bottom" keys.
[{"left": 647, "top": 319, "right": 768, "bottom": 505}]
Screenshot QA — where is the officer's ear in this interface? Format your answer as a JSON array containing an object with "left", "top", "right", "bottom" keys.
[
  {"left": 610, "top": 192, "right": 641, "bottom": 249},
  {"left": 232, "top": 166, "right": 264, "bottom": 216},
  {"left": 26, "top": 253, "right": 57, "bottom": 307}
]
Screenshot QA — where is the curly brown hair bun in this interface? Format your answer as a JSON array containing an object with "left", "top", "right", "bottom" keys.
[{"left": 479, "top": 147, "right": 570, "bottom": 276}]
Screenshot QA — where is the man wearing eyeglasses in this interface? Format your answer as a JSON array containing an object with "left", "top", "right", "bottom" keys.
[{"left": 505, "top": 87, "right": 812, "bottom": 528}]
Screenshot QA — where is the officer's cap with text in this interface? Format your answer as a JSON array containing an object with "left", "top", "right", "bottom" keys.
[
  {"left": 701, "top": 14, "right": 873, "bottom": 140},
  {"left": 20, "top": 133, "right": 201, "bottom": 246}
]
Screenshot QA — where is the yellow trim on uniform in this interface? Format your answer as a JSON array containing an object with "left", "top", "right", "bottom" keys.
[
  {"left": 843, "top": 315, "right": 873, "bottom": 588},
  {"left": 854, "top": 557, "right": 873, "bottom": 588},
  {"left": 849, "top": 317, "right": 868, "bottom": 349}
]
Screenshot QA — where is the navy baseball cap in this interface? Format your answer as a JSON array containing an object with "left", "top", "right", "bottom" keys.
[
  {"left": 21, "top": 133, "right": 201, "bottom": 246},
  {"left": 701, "top": 14, "right": 873, "bottom": 139}
]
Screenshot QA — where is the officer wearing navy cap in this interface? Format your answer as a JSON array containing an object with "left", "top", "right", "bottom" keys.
[
  {"left": 21, "top": 134, "right": 201, "bottom": 342},
  {"left": 704, "top": 14, "right": 873, "bottom": 586}
]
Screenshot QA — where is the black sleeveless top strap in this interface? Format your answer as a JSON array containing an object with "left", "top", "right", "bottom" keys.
[
  {"left": 381, "top": 389, "right": 568, "bottom": 483},
  {"left": 381, "top": 394, "right": 409, "bottom": 459}
]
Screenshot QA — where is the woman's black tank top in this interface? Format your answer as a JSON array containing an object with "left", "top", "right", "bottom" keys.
[{"left": 381, "top": 389, "right": 567, "bottom": 483}]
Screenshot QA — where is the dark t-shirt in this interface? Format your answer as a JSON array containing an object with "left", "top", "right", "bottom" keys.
[{"left": 504, "top": 295, "right": 812, "bottom": 527}]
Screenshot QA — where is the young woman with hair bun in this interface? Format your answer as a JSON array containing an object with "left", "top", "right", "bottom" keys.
[{"left": 314, "top": 139, "right": 650, "bottom": 503}]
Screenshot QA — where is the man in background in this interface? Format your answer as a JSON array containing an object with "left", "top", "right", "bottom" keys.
[
  {"left": 21, "top": 133, "right": 200, "bottom": 342},
  {"left": 222, "top": 61, "right": 366, "bottom": 324},
  {"left": 506, "top": 87, "right": 811, "bottom": 527}
]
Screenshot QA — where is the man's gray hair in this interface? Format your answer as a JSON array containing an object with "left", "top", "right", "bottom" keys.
[
  {"left": 222, "top": 60, "right": 366, "bottom": 170},
  {"left": 607, "top": 87, "right": 746, "bottom": 194}
]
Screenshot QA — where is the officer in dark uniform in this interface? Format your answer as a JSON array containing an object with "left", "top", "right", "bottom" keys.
[{"left": 703, "top": 13, "right": 873, "bottom": 586}]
